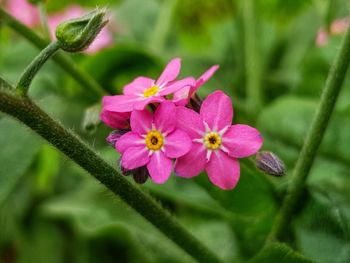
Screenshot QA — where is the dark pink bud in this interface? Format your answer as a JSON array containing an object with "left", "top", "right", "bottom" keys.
[
  {"left": 256, "top": 151, "right": 285, "bottom": 177},
  {"left": 106, "top": 129, "right": 130, "bottom": 148},
  {"left": 118, "top": 159, "right": 149, "bottom": 184},
  {"left": 132, "top": 167, "right": 149, "bottom": 184},
  {"left": 189, "top": 93, "right": 203, "bottom": 113}
]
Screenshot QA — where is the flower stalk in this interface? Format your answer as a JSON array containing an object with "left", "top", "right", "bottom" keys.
[
  {"left": 16, "top": 41, "right": 60, "bottom": 96},
  {"left": 0, "top": 7, "right": 106, "bottom": 98},
  {"left": 0, "top": 78, "right": 221, "bottom": 263},
  {"left": 267, "top": 19, "right": 350, "bottom": 244}
]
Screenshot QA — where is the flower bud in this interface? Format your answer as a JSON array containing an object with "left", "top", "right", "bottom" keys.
[
  {"left": 256, "top": 151, "right": 285, "bottom": 177},
  {"left": 132, "top": 167, "right": 149, "bottom": 184},
  {"left": 55, "top": 8, "right": 108, "bottom": 52},
  {"left": 82, "top": 104, "right": 101, "bottom": 133},
  {"left": 118, "top": 159, "right": 149, "bottom": 184},
  {"left": 189, "top": 93, "right": 203, "bottom": 113},
  {"left": 106, "top": 129, "right": 130, "bottom": 148}
]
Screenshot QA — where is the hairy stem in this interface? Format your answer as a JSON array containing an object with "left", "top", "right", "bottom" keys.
[
  {"left": 267, "top": 21, "right": 350, "bottom": 243},
  {"left": 0, "top": 79, "right": 221, "bottom": 263},
  {"left": 242, "top": 0, "right": 263, "bottom": 116},
  {"left": 17, "top": 41, "right": 60, "bottom": 95},
  {"left": 0, "top": 7, "right": 106, "bottom": 98}
]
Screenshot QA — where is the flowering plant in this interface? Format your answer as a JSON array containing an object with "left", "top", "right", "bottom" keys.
[{"left": 101, "top": 58, "right": 263, "bottom": 190}]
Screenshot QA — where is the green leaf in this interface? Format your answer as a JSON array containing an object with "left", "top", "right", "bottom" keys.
[
  {"left": 193, "top": 163, "right": 278, "bottom": 257},
  {"left": 0, "top": 117, "right": 41, "bottom": 204},
  {"left": 248, "top": 243, "right": 315, "bottom": 263},
  {"left": 294, "top": 186, "right": 350, "bottom": 263},
  {"left": 39, "top": 178, "right": 195, "bottom": 263}
]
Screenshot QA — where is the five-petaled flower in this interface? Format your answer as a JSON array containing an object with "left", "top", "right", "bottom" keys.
[
  {"left": 116, "top": 101, "right": 192, "bottom": 184},
  {"left": 103, "top": 58, "right": 196, "bottom": 112},
  {"left": 174, "top": 91, "right": 263, "bottom": 190}
]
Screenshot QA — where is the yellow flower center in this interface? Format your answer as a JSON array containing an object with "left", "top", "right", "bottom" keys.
[
  {"left": 143, "top": 85, "right": 159, "bottom": 98},
  {"left": 204, "top": 132, "right": 221, "bottom": 150},
  {"left": 145, "top": 130, "right": 164, "bottom": 151}
]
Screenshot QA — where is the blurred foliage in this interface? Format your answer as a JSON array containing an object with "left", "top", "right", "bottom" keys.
[{"left": 1, "top": 0, "right": 350, "bottom": 262}]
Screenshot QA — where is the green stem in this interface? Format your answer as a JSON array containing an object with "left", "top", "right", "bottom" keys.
[
  {"left": 266, "top": 21, "right": 350, "bottom": 244},
  {"left": 0, "top": 79, "right": 221, "bottom": 263},
  {"left": 0, "top": 7, "right": 106, "bottom": 98},
  {"left": 242, "top": 0, "right": 263, "bottom": 116},
  {"left": 16, "top": 41, "right": 60, "bottom": 96}
]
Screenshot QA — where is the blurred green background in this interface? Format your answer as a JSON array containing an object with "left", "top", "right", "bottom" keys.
[{"left": 1, "top": 0, "right": 350, "bottom": 262}]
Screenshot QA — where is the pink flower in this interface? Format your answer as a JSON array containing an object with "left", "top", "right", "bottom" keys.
[
  {"left": 174, "top": 91, "right": 263, "bottom": 190},
  {"left": 103, "top": 58, "right": 196, "bottom": 112},
  {"left": 173, "top": 65, "right": 219, "bottom": 106},
  {"left": 47, "top": 5, "right": 113, "bottom": 54},
  {"left": 6, "top": 0, "right": 40, "bottom": 27},
  {"left": 116, "top": 101, "right": 191, "bottom": 184}
]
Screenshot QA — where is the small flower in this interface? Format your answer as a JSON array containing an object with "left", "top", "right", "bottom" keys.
[
  {"left": 47, "top": 5, "right": 113, "bottom": 54},
  {"left": 6, "top": 0, "right": 40, "bottom": 27},
  {"left": 174, "top": 91, "right": 263, "bottom": 190},
  {"left": 256, "top": 151, "right": 285, "bottom": 177},
  {"left": 103, "top": 58, "right": 196, "bottom": 112},
  {"left": 116, "top": 101, "right": 192, "bottom": 184},
  {"left": 173, "top": 65, "right": 219, "bottom": 106}
]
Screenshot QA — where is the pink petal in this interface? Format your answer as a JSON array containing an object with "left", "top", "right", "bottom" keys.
[
  {"left": 156, "top": 58, "right": 181, "bottom": 86},
  {"left": 147, "top": 151, "right": 172, "bottom": 184},
  {"left": 133, "top": 96, "right": 165, "bottom": 110},
  {"left": 173, "top": 86, "right": 190, "bottom": 106},
  {"left": 206, "top": 150, "right": 240, "bottom": 190},
  {"left": 164, "top": 130, "right": 192, "bottom": 158},
  {"left": 116, "top": 132, "right": 145, "bottom": 153},
  {"left": 223, "top": 124, "right": 263, "bottom": 158},
  {"left": 121, "top": 146, "right": 150, "bottom": 170},
  {"left": 154, "top": 101, "right": 176, "bottom": 133},
  {"left": 130, "top": 109, "right": 152, "bottom": 135},
  {"left": 176, "top": 107, "right": 204, "bottom": 139},
  {"left": 174, "top": 143, "right": 206, "bottom": 178},
  {"left": 103, "top": 95, "right": 142, "bottom": 112},
  {"left": 100, "top": 109, "right": 130, "bottom": 129},
  {"left": 200, "top": 90, "right": 233, "bottom": 131},
  {"left": 159, "top": 77, "right": 196, "bottom": 96},
  {"left": 123, "top": 77, "right": 155, "bottom": 95},
  {"left": 7, "top": 0, "right": 40, "bottom": 27},
  {"left": 191, "top": 65, "right": 219, "bottom": 96}
]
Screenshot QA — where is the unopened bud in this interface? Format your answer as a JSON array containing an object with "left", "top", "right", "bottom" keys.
[
  {"left": 56, "top": 8, "right": 108, "bottom": 52},
  {"left": 106, "top": 129, "right": 130, "bottom": 148},
  {"left": 118, "top": 159, "right": 149, "bottom": 184},
  {"left": 82, "top": 104, "right": 101, "bottom": 133},
  {"left": 189, "top": 93, "right": 203, "bottom": 113},
  {"left": 132, "top": 167, "right": 149, "bottom": 184},
  {"left": 256, "top": 151, "right": 285, "bottom": 177}
]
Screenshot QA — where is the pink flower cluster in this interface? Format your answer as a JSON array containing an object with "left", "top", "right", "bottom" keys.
[
  {"left": 6, "top": 0, "right": 113, "bottom": 54},
  {"left": 101, "top": 58, "right": 263, "bottom": 190}
]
